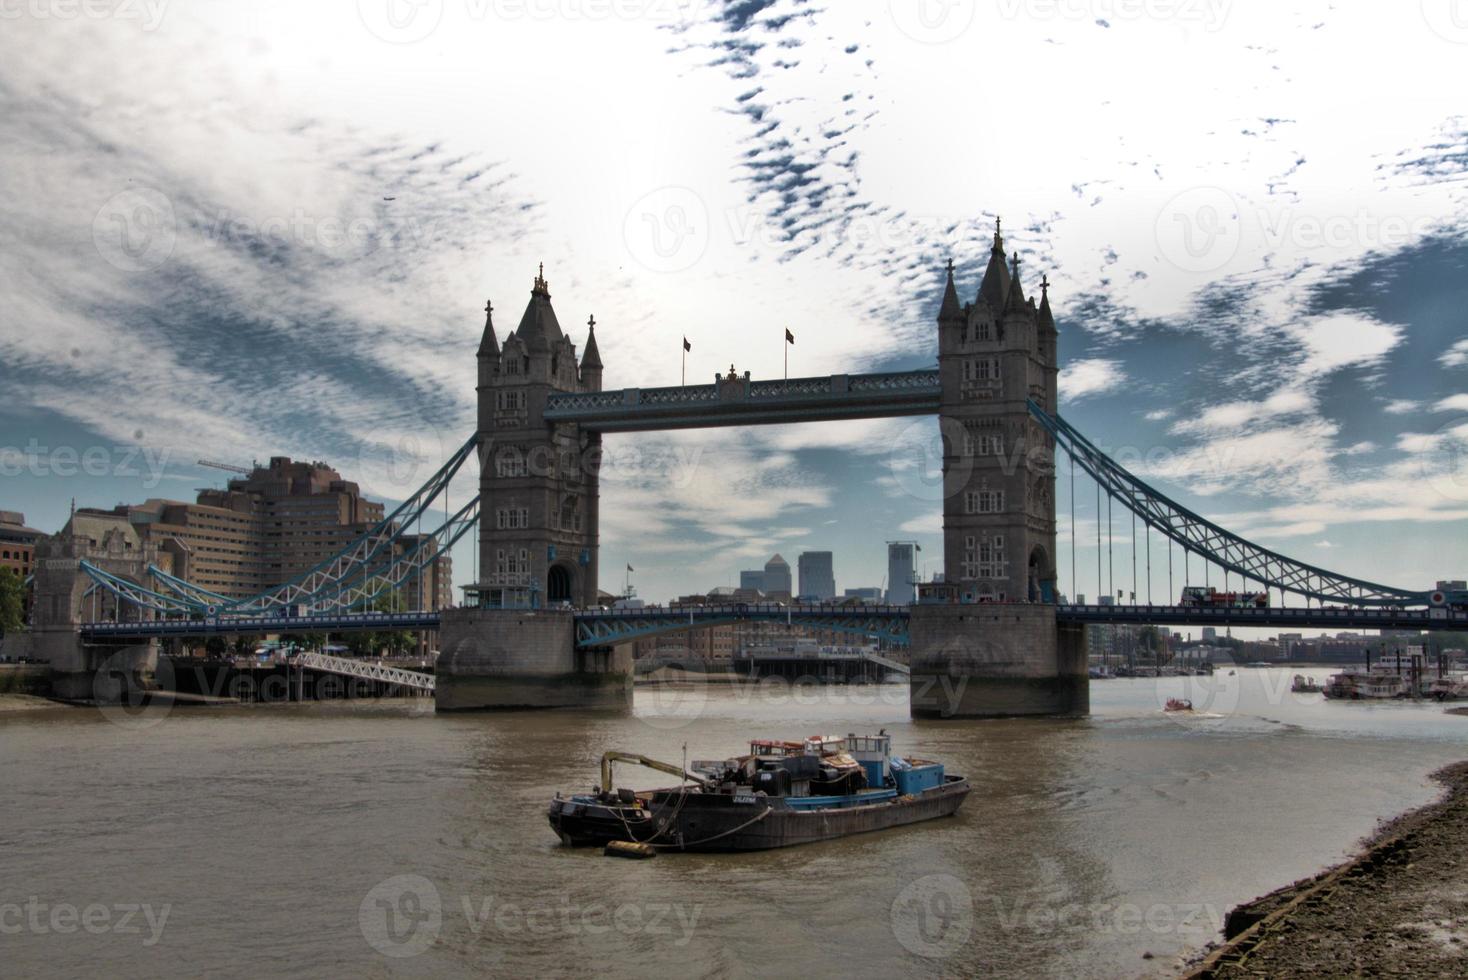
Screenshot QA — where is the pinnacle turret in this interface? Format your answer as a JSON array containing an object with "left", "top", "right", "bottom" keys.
[
  {"left": 477, "top": 299, "right": 499, "bottom": 359},
  {"left": 1038, "top": 274, "right": 1057, "bottom": 334},
  {"left": 514, "top": 262, "right": 565, "bottom": 351},
  {"left": 581, "top": 314, "right": 603, "bottom": 372},
  {"left": 1006, "top": 252, "right": 1028, "bottom": 311},
  {"left": 938, "top": 258, "right": 963, "bottom": 323},
  {"left": 977, "top": 218, "right": 1011, "bottom": 311}
]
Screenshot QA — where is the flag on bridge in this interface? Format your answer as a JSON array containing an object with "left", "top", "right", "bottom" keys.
[
  {"left": 627, "top": 564, "right": 635, "bottom": 572},
  {"left": 785, "top": 328, "right": 795, "bottom": 344},
  {"left": 683, "top": 337, "right": 691, "bottom": 352}
]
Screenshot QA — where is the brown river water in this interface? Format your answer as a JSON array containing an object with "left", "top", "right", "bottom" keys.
[{"left": 2, "top": 668, "right": 1466, "bottom": 978}]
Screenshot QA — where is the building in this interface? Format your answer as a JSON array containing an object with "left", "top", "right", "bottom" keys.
[
  {"left": 763, "top": 554, "right": 792, "bottom": 602},
  {"left": 936, "top": 223, "right": 1058, "bottom": 603},
  {"left": 739, "top": 569, "right": 765, "bottom": 592},
  {"left": 886, "top": 542, "right": 916, "bottom": 605},
  {"left": 474, "top": 266, "right": 601, "bottom": 608},
  {"left": 0, "top": 511, "right": 43, "bottom": 581},
  {"left": 60, "top": 456, "right": 451, "bottom": 611},
  {"left": 843, "top": 587, "right": 883, "bottom": 603},
  {"left": 797, "top": 551, "right": 835, "bottom": 602}
]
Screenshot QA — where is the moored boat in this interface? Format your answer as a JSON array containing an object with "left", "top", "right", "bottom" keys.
[{"left": 547, "top": 733, "right": 969, "bottom": 852}]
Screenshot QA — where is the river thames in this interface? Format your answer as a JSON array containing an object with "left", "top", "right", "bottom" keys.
[{"left": 3, "top": 668, "right": 1465, "bottom": 978}]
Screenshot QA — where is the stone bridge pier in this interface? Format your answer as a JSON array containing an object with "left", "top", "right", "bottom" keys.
[{"left": 30, "top": 542, "right": 162, "bottom": 703}]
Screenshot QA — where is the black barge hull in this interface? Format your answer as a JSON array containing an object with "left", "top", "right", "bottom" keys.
[{"left": 548, "top": 775, "right": 969, "bottom": 852}]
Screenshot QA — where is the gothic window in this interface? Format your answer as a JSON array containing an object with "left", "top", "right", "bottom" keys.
[
  {"left": 495, "top": 506, "right": 529, "bottom": 530},
  {"left": 496, "top": 390, "right": 526, "bottom": 412},
  {"left": 494, "top": 449, "right": 528, "bottom": 479},
  {"left": 978, "top": 535, "right": 1006, "bottom": 578},
  {"left": 965, "top": 489, "right": 1004, "bottom": 514},
  {"left": 976, "top": 321, "right": 993, "bottom": 342}
]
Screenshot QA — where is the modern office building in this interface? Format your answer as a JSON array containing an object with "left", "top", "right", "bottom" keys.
[
  {"left": 797, "top": 551, "right": 835, "bottom": 601},
  {"left": 739, "top": 569, "right": 765, "bottom": 592},
  {"left": 886, "top": 541, "right": 916, "bottom": 605},
  {"left": 843, "top": 587, "right": 884, "bottom": 603},
  {"left": 763, "top": 554, "right": 792, "bottom": 601}
]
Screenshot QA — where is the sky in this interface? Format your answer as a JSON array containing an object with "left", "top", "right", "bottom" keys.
[{"left": 2, "top": 0, "right": 1467, "bottom": 619}]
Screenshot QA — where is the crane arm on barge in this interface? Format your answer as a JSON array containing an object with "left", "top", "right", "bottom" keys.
[{"left": 599, "top": 752, "right": 711, "bottom": 794}]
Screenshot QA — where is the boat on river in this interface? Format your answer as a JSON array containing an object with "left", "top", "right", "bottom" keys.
[{"left": 547, "top": 733, "right": 969, "bottom": 852}]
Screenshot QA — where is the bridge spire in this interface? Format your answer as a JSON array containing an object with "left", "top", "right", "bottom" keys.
[
  {"left": 978, "top": 217, "right": 1010, "bottom": 311},
  {"left": 938, "top": 258, "right": 963, "bottom": 323},
  {"left": 1005, "top": 251, "right": 1027, "bottom": 310},
  {"left": 477, "top": 298, "right": 500, "bottom": 360},
  {"left": 581, "top": 313, "right": 603, "bottom": 373},
  {"left": 1039, "top": 274, "right": 1057, "bottom": 334}
]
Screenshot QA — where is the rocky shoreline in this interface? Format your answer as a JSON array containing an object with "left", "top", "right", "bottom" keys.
[{"left": 1182, "top": 761, "right": 1468, "bottom": 977}]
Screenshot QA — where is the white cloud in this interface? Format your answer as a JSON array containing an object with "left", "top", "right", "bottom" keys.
[
  {"left": 1442, "top": 340, "right": 1468, "bottom": 368},
  {"left": 1058, "top": 359, "right": 1125, "bottom": 401},
  {"left": 1383, "top": 399, "right": 1421, "bottom": 415},
  {"left": 1144, "top": 409, "right": 1172, "bottom": 422},
  {"left": 1433, "top": 394, "right": 1468, "bottom": 412}
]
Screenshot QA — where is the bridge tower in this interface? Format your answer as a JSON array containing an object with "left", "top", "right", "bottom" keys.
[
  {"left": 438, "top": 265, "right": 628, "bottom": 711},
  {"left": 475, "top": 265, "right": 602, "bottom": 608},
  {"left": 911, "top": 222, "right": 1086, "bottom": 718},
  {"left": 938, "top": 223, "right": 1059, "bottom": 603}
]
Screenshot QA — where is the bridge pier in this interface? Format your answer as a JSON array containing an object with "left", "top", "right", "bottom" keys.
[
  {"left": 908, "top": 605, "right": 1088, "bottom": 718},
  {"left": 435, "top": 608, "right": 632, "bottom": 711}
]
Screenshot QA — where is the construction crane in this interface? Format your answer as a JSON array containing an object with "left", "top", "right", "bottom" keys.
[{"left": 197, "top": 459, "right": 251, "bottom": 475}]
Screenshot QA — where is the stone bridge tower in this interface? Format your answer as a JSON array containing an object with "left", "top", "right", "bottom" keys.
[
  {"left": 475, "top": 265, "right": 602, "bottom": 608},
  {"left": 911, "top": 222, "right": 1084, "bottom": 718},
  {"left": 937, "top": 222, "right": 1059, "bottom": 603}
]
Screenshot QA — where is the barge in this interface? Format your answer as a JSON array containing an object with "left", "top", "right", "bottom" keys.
[{"left": 547, "top": 733, "right": 969, "bottom": 852}]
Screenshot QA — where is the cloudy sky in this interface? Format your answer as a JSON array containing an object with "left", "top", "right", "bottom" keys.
[{"left": 2, "top": 0, "right": 1467, "bottom": 615}]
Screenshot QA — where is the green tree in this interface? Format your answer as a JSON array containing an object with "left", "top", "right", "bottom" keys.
[{"left": 0, "top": 568, "right": 24, "bottom": 636}]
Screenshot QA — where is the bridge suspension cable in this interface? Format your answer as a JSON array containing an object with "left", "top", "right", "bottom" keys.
[{"left": 1030, "top": 400, "right": 1431, "bottom": 607}]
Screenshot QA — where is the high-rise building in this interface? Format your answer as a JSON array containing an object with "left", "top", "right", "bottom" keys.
[
  {"left": 843, "top": 587, "right": 883, "bottom": 603},
  {"left": 763, "top": 554, "right": 792, "bottom": 601},
  {"left": 61, "top": 457, "right": 452, "bottom": 611},
  {"left": 886, "top": 542, "right": 916, "bottom": 605},
  {"left": 740, "top": 569, "right": 765, "bottom": 592},
  {"left": 797, "top": 551, "right": 835, "bottom": 601}
]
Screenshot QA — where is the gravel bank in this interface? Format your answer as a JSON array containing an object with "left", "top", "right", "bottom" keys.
[{"left": 1183, "top": 762, "right": 1468, "bottom": 977}]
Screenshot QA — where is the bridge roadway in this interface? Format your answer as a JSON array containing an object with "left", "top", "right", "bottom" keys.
[{"left": 77, "top": 602, "right": 1468, "bottom": 642}]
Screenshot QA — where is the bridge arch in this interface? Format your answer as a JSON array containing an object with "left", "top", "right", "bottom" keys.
[{"left": 547, "top": 562, "right": 576, "bottom": 605}]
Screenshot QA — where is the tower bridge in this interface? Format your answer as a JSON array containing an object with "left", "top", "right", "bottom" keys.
[{"left": 42, "top": 225, "right": 1465, "bottom": 715}]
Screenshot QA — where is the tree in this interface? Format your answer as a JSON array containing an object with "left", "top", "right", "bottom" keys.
[{"left": 0, "top": 568, "right": 25, "bottom": 636}]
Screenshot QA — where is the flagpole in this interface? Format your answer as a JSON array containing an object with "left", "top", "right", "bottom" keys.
[{"left": 784, "top": 327, "right": 788, "bottom": 380}]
